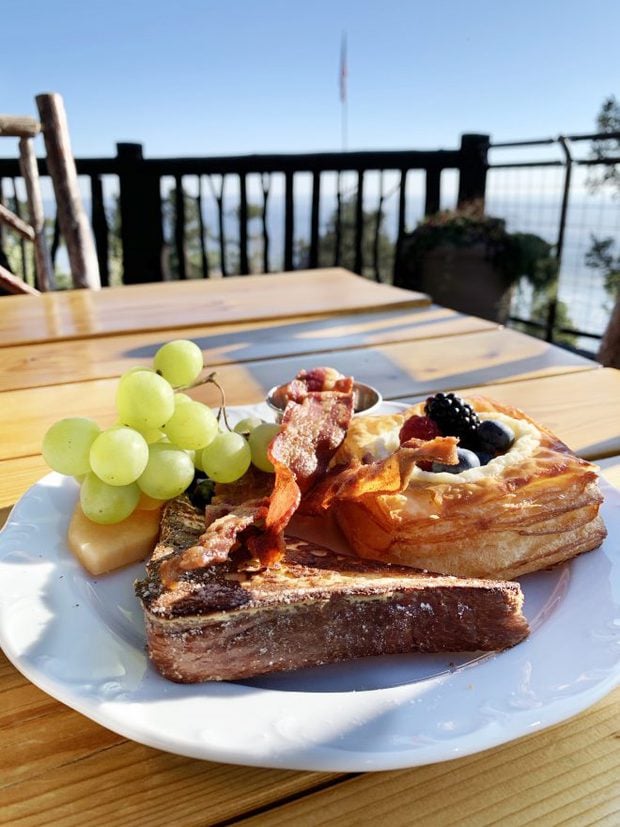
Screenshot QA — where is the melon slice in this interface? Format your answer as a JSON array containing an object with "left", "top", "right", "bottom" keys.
[{"left": 67, "top": 503, "right": 162, "bottom": 575}]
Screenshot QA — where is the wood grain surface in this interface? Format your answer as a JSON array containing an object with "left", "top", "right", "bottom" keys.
[
  {"left": 0, "top": 653, "right": 341, "bottom": 825},
  {"left": 0, "top": 269, "right": 429, "bottom": 347},
  {"left": 0, "top": 306, "right": 497, "bottom": 393},
  {"left": 234, "top": 691, "right": 620, "bottom": 827},
  {"left": 0, "top": 328, "right": 598, "bottom": 463}
]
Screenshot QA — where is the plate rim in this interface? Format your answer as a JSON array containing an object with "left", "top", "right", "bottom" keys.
[{"left": 0, "top": 401, "right": 619, "bottom": 772}]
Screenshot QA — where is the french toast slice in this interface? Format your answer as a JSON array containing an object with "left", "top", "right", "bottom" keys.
[{"left": 135, "top": 496, "right": 530, "bottom": 683}]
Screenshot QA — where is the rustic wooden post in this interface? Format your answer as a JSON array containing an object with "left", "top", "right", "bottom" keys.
[
  {"left": 0, "top": 115, "right": 53, "bottom": 292},
  {"left": 35, "top": 93, "right": 101, "bottom": 289},
  {"left": 117, "top": 142, "right": 164, "bottom": 283},
  {"left": 0, "top": 115, "right": 39, "bottom": 138},
  {"left": 0, "top": 264, "right": 40, "bottom": 294},
  {"left": 19, "top": 137, "right": 54, "bottom": 290},
  {"left": 457, "top": 133, "right": 490, "bottom": 209}
]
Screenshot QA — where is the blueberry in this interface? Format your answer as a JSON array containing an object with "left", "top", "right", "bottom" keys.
[
  {"left": 475, "top": 451, "right": 494, "bottom": 466},
  {"left": 477, "top": 420, "right": 515, "bottom": 454},
  {"left": 432, "top": 448, "right": 481, "bottom": 474}
]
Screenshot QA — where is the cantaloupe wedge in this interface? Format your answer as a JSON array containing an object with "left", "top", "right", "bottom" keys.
[{"left": 67, "top": 503, "right": 162, "bottom": 575}]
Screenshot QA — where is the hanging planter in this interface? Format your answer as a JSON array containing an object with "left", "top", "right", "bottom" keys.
[{"left": 395, "top": 203, "right": 558, "bottom": 324}]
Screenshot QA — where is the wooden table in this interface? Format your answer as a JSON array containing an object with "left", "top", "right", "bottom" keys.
[{"left": 1, "top": 269, "right": 618, "bottom": 826}]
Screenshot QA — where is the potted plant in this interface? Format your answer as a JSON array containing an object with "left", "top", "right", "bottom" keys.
[{"left": 394, "top": 201, "right": 558, "bottom": 323}]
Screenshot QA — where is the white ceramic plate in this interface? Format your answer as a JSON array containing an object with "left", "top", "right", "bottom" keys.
[{"left": 0, "top": 403, "right": 619, "bottom": 772}]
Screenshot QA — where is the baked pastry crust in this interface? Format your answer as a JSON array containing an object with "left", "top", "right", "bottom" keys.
[{"left": 329, "top": 396, "right": 607, "bottom": 579}]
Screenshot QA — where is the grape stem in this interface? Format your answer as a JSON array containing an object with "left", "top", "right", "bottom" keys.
[{"left": 178, "top": 371, "right": 233, "bottom": 431}]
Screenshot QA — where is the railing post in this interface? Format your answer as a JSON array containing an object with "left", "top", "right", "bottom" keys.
[
  {"left": 544, "top": 135, "right": 573, "bottom": 343},
  {"left": 36, "top": 92, "right": 100, "bottom": 289},
  {"left": 457, "top": 133, "right": 490, "bottom": 208},
  {"left": 117, "top": 142, "right": 164, "bottom": 283}
]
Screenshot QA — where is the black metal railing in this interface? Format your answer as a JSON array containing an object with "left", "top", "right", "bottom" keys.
[
  {"left": 0, "top": 133, "right": 488, "bottom": 288},
  {"left": 1, "top": 130, "right": 619, "bottom": 356}
]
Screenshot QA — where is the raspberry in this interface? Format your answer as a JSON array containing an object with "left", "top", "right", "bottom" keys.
[
  {"left": 399, "top": 415, "right": 441, "bottom": 444},
  {"left": 425, "top": 393, "right": 480, "bottom": 449}
]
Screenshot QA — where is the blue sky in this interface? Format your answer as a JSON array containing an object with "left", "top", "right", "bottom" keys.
[{"left": 1, "top": 0, "right": 618, "bottom": 159}]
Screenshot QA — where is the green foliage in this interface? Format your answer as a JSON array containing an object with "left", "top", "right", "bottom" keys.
[
  {"left": 398, "top": 201, "right": 558, "bottom": 291},
  {"left": 297, "top": 196, "right": 395, "bottom": 280},
  {"left": 161, "top": 187, "right": 269, "bottom": 278},
  {"left": 585, "top": 98, "right": 620, "bottom": 303},
  {"left": 0, "top": 195, "right": 75, "bottom": 290},
  {"left": 162, "top": 186, "right": 209, "bottom": 279},
  {"left": 585, "top": 234, "right": 620, "bottom": 298},
  {"left": 590, "top": 96, "right": 620, "bottom": 190},
  {"left": 509, "top": 232, "right": 559, "bottom": 291}
]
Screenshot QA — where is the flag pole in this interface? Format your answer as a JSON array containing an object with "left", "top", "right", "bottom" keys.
[{"left": 340, "top": 31, "right": 348, "bottom": 152}]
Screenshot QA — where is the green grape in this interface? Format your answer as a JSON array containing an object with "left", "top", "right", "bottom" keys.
[
  {"left": 233, "top": 416, "right": 263, "bottom": 435},
  {"left": 201, "top": 431, "right": 252, "bottom": 483},
  {"left": 115, "top": 419, "right": 163, "bottom": 445},
  {"left": 136, "top": 427, "right": 165, "bottom": 444},
  {"left": 163, "top": 400, "right": 219, "bottom": 450},
  {"left": 116, "top": 369, "right": 175, "bottom": 430},
  {"left": 153, "top": 339, "right": 204, "bottom": 387},
  {"left": 137, "top": 443, "right": 195, "bottom": 500},
  {"left": 80, "top": 473, "right": 140, "bottom": 524},
  {"left": 248, "top": 423, "right": 281, "bottom": 473},
  {"left": 89, "top": 426, "right": 149, "bottom": 486},
  {"left": 173, "top": 392, "right": 193, "bottom": 406},
  {"left": 118, "top": 366, "right": 153, "bottom": 382},
  {"left": 42, "top": 417, "right": 101, "bottom": 476},
  {"left": 193, "top": 446, "right": 205, "bottom": 472}
]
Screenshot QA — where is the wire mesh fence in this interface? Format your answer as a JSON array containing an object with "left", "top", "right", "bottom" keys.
[{"left": 487, "top": 135, "right": 620, "bottom": 355}]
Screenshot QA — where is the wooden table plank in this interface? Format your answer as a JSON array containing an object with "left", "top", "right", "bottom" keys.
[
  {"left": 0, "top": 731, "right": 339, "bottom": 827},
  {"left": 235, "top": 690, "right": 620, "bottom": 827},
  {"left": 0, "top": 306, "right": 498, "bottom": 393},
  {"left": 0, "top": 269, "right": 429, "bottom": 347},
  {"left": 0, "top": 456, "right": 49, "bottom": 511},
  {"left": 0, "top": 644, "right": 342, "bottom": 826},
  {"left": 0, "top": 329, "right": 597, "bottom": 465},
  {"left": 400, "top": 368, "right": 620, "bottom": 461}
]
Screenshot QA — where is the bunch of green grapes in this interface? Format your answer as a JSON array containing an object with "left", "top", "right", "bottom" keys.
[{"left": 42, "top": 339, "right": 280, "bottom": 524}]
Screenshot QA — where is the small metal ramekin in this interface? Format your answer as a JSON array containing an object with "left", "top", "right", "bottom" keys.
[{"left": 266, "top": 381, "right": 382, "bottom": 422}]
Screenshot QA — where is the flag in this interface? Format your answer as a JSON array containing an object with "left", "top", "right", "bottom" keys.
[{"left": 340, "top": 32, "right": 347, "bottom": 103}]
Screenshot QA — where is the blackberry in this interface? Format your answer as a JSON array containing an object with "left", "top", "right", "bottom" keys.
[{"left": 425, "top": 392, "right": 480, "bottom": 448}]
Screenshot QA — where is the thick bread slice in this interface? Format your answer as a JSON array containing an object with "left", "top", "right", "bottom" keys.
[{"left": 135, "top": 497, "right": 530, "bottom": 683}]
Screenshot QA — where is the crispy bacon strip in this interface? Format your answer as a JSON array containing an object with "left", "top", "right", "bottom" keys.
[
  {"left": 270, "top": 393, "right": 354, "bottom": 495},
  {"left": 282, "top": 367, "right": 354, "bottom": 403},
  {"left": 159, "top": 376, "right": 355, "bottom": 585},
  {"left": 159, "top": 498, "right": 270, "bottom": 586},
  {"left": 301, "top": 436, "right": 459, "bottom": 515}
]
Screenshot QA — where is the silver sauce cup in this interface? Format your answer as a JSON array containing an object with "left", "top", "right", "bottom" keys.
[{"left": 266, "top": 381, "right": 382, "bottom": 423}]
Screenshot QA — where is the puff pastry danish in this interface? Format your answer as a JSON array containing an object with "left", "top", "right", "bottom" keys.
[{"left": 323, "top": 396, "right": 607, "bottom": 580}]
